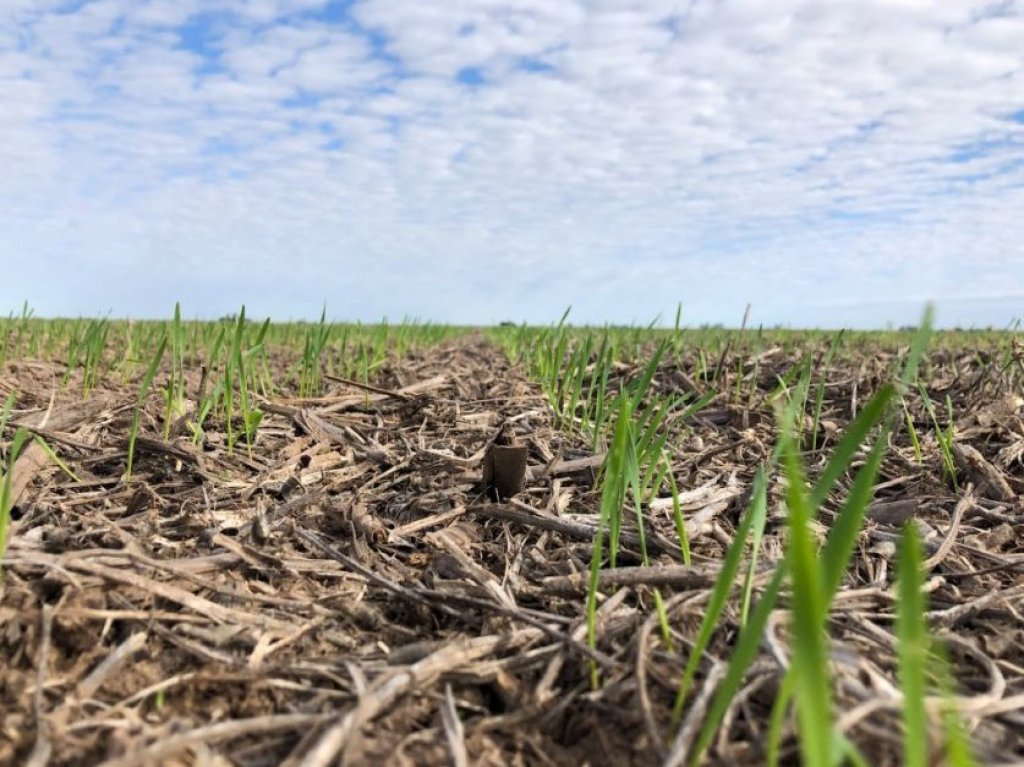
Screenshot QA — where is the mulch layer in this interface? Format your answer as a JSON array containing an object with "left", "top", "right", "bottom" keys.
[{"left": 1, "top": 334, "right": 1023, "bottom": 766}]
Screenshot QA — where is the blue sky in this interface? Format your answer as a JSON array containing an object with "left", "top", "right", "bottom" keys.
[{"left": 1, "top": 0, "right": 1023, "bottom": 328}]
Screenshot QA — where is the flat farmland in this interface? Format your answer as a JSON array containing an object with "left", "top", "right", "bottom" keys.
[{"left": 1, "top": 310, "right": 1022, "bottom": 766}]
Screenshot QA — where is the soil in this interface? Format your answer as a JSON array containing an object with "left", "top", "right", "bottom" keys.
[{"left": 1, "top": 333, "right": 1022, "bottom": 766}]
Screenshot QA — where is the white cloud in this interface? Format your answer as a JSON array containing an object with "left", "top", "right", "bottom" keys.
[{"left": 0, "top": 0, "right": 1022, "bottom": 326}]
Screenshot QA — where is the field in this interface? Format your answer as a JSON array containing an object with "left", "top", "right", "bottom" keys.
[{"left": 1, "top": 307, "right": 1022, "bottom": 766}]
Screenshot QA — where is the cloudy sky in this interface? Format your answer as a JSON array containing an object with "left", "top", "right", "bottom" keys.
[{"left": 1, "top": 0, "right": 1023, "bottom": 327}]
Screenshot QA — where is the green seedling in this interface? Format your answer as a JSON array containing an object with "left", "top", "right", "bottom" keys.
[
  {"left": 896, "top": 523, "right": 978, "bottom": 767},
  {"left": 126, "top": 334, "right": 167, "bottom": 482},
  {"left": 780, "top": 425, "right": 835, "bottom": 767},
  {"left": 222, "top": 308, "right": 248, "bottom": 453},
  {"left": 163, "top": 302, "right": 187, "bottom": 439},
  {"left": 81, "top": 316, "right": 110, "bottom": 393},
  {"left": 671, "top": 466, "right": 769, "bottom": 725},
  {"left": 738, "top": 467, "right": 769, "bottom": 626},
  {"left": 0, "top": 393, "right": 14, "bottom": 438},
  {"left": 897, "top": 523, "right": 929, "bottom": 767},
  {"left": 690, "top": 308, "right": 935, "bottom": 765},
  {"left": 905, "top": 404, "right": 924, "bottom": 463},
  {"left": 191, "top": 325, "right": 226, "bottom": 445},
  {"left": 690, "top": 384, "right": 897, "bottom": 766},
  {"left": 811, "top": 330, "right": 844, "bottom": 449},
  {"left": 299, "top": 307, "right": 331, "bottom": 397},
  {"left": 918, "top": 383, "right": 958, "bottom": 490},
  {"left": 237, "top": 316, "right": 269, "bottom": 456},
  {"left": 586, "top": 396, "right": 635, "bottom": 688},
  {"left": 1, "top": 427, "right": 30, "bottom": 576},
  {"left": 32, "top": 435, "right": 80, "bottom": 483},
  {"left": 933, "top": 643, "right": 976, "bottom": 767}
]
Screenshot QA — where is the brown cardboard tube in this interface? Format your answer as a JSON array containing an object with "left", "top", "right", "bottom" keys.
[{"left": 484, "top": 445, "right": 528, "bottom": 498}]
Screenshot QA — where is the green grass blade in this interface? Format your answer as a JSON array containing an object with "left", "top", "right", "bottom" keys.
[
  {"left": 836, "top": 732, "right": 871, "bottom": 767},
  {"left": 933, "top": 640, "right": 976, "bottom": 767},
  {"left": 0, "top": 392, "right": 15, "bottom": 437},
  {"left": 1, "top": 427, "right": 31, "bottom": 575},
  {"left": 811, "top": 330, "right": 843, "bottom": 449},
  {"left": 766, "top": 668, "right": 794, "bottom": 767},
  {"left": 605, "top": 397, "right": 633, "bottom": 567},
  {"left": 905, "top": 406, "right": 923, "bottom": 463},
  {"left": 819, "top": 428, "right": 888, "bottom": 597},
  {"left": 897, "top": 523, "right": 929, "bottom": 767},
  {"left": 690, "top": 566, "right": 786, "bottom": 765},
  {"left": 781, "top": 429, "right": 834, "bottom": 767},
  {"left": 671, "top": 466, "right": 768, "bottom": 723},
  {"left": 627, "top": 340, "right": 667, "bottom": 410},
  {"left": 126, "top": 334, "right": 167, "bottom": 483},
  {"left": 32, "top": 435, "right": 80, "bottom": 482},
  {"left": 899, "top": 304, "right": 934, "bottom": 394},
  {"left": 664, "top": 464, "right": 691, "bottom": 565},
  {"left": 587, "top": 396, "right": 633, "bottom": 686},
  {"left": 739, "top": 468, "right": 769, "bottom": 626},
  {"left": 808, "top": 383, "right": 895, "bottom": 510}
]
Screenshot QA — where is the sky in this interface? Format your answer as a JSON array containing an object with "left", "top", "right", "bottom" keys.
[{"left": 1, "top": 0, "right": 1023, "bottom": 328}]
